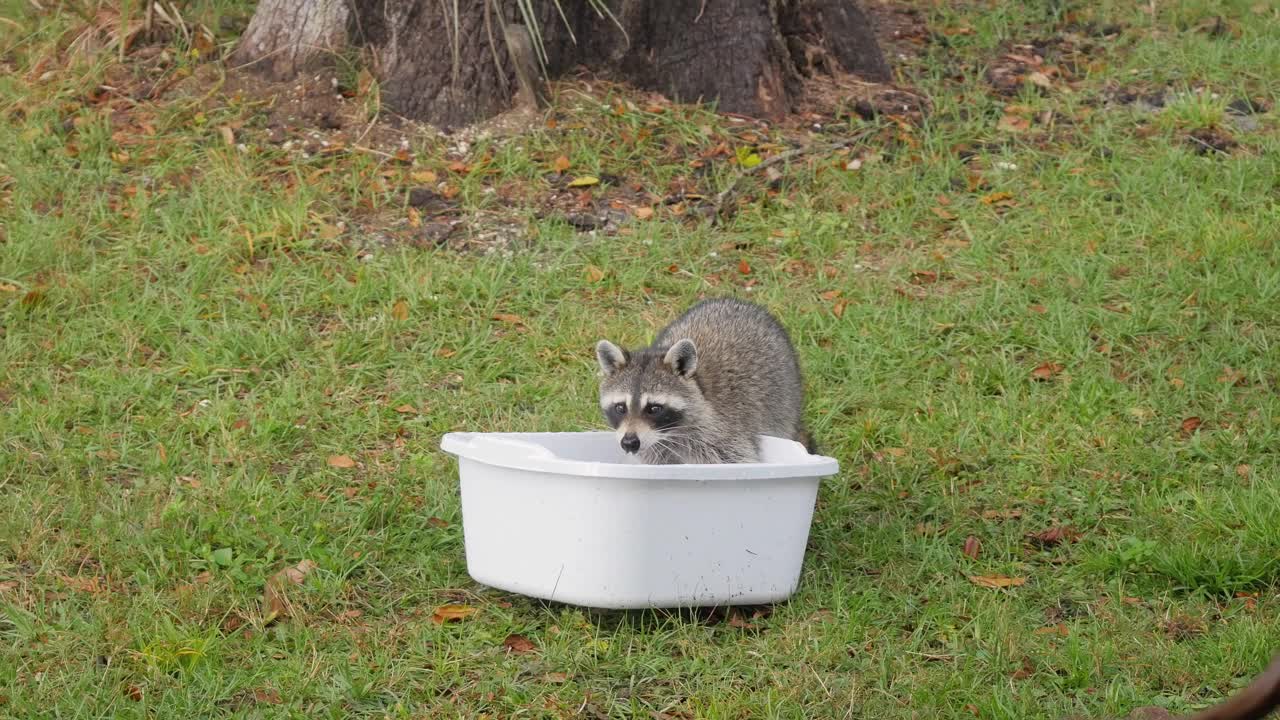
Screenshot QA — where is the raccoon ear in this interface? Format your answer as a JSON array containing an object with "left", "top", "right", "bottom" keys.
[
  {"left": 663, "top": 339, "right": 698, "bottom": 378},
  {"left": 595, "top": 340, "right": 628, "bottom": 376}
]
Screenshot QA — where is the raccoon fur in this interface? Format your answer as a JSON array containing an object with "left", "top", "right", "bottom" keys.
[{"left": 594, "top": 297, "right": 813, "bottom": 464}]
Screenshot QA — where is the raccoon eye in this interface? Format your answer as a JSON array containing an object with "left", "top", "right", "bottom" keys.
[
  {"left": 645, "top": 403, "right": 664, "bottom": 415},
  {"left": 613, "top": 402, "right": 627, "bottom": 415}
]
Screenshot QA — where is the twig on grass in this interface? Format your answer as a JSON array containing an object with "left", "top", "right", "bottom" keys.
[{"left": 710, "top": 127, "right": 876, "bottom": 223}]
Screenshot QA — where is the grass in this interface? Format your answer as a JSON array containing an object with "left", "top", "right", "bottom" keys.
[{"left": 1, "top": 0, "right": 1279, "bottom": 717}]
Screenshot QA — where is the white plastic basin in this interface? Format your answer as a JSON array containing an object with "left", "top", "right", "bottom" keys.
[{"left": 439, "top": 431, "right": 839, "bottom": 609}]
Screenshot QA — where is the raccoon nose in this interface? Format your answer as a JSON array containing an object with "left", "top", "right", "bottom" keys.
[{"left": 620, "top": 433, "right": 640, "bottom": 453}]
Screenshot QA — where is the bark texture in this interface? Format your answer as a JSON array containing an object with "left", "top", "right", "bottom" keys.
[
  {"left": 230, "top": 0, "right": 348, "bottom": 78},
  {"left": 232, "top": 0, "right": 891, "bottom": 128}
]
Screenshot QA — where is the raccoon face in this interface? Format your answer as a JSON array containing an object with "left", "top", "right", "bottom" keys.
[{"left": 595, "top": 339, "right": 701, "bottom": 461}]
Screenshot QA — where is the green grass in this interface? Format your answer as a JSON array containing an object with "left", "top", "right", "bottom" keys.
[{"left": 2, "top": 0, "right": 1279, "bottom": 717}]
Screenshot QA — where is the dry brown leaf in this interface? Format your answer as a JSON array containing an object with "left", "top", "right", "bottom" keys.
[
  {"left": 435, "top": 347, "right": 457, "bottom": 358},
  {"left": 394, "top": 404, "right": 417, "bottom": 414},
  {"left": 1217, "top": 367, "right": 1246, "bottom": 386},
  {"left": 1034, "top": 623, "right": 1069, "bottom": 637},
  {"left": 552, "top": 155, "right": 571, "bottom": 173},
  {"left": 738, "top": 259, "right": 752, "bottom": 275},
  {"left": 1236, "top": 464, "right": 1251, "bottom": 478},
  {"left": 503, "top": 634, "right": 537, "bottom": 654},
  {"left": 0, "top": 283, "right": 17, "bottom": 292},
  {"left": 219, "top": 126, "right": 235, "bottom": 147},
  {"left": 1027, "top": 526, "right": 1080, "bottom": 547},
  {"left": 832, "top": 299, "right": 847, "bottom": 319},
  {"left": 125, "top": 685, "right": 143, "bottom": 702},
  {"left": 998, "top": 114, "right": 1031, "bottom": 132},
  {"left": 585, "top": 265, "right": 605, "bottom": 283},
  {"left": 327, "top": 454, "right": 356, "bottom": 469},
  {"left": 962, "top": 535, "right": 981, "bottom": 560},
  {"left": 263, "top": 559, "right": 317, "bottom": 621},
  {"left": 448, "top": 160, "right": 469, "bottom": 173},
  {"left": 1027, "top": 71, "right": 1053, "bottom": 89},
  {"left": 1031, "top": 362, "right": 1063, "bottom": 381},
  {"left": 492, "top": 313, "right": 526, "bottom": 326},
  {"left": 427, "top": 516, "right": 449, "bottom": 528},
  {"left": 392, "top": 300, "right": 410, "bottom": 321},
  {"left": 931, "top": 206, "right": 957, "bottom": 221},
  {"left": 981, "top": 191, "right": 1015, "bottom": 205},
  {"left": 634, "top": 206, "right": 654, "bottom": 220},
  {"left": 411, "top": 170, "right": 438, "bottom": 184},
  {"left": 431, "top": 604, "right": 478, "bottom": 624},
  {"left": 1181, "top": 416, "right": 1203, "bottom": 435},
  {"left": 60, "top": 574, "right": 104, "bottom": 593},
  {"left": 968, "top": 575, "right": 1026, "bottom": 590},
  {"left": 543, "top": 672, "right": 569, "bottom": 684}
]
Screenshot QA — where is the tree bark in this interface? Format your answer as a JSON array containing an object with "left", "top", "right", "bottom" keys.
[
  {"left": 230, "top": 0, "right": 348, "bottom": 78},
  {"left": 231, "top": 0, "right": 891, "bottom": 128}
]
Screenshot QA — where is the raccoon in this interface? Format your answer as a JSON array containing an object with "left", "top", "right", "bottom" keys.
[
  {"left": 1170, "top": 652, "right": 1280, "bottom": 720},
  {"left": 594, "top": 297, "right": 813, "bottom": 464}
]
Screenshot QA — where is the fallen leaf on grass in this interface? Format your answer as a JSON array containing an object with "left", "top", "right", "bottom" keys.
[
  {"left": 980, "top": 191, "right": 1015, "bottom": 205},
  {"left": 997, "top": 114, "right": 1031, "bottom": 132},
  {"left": 394, "top": 404, "right": 417, "bottom": 414},
  {"left": 263, "top": 559, "right": 317, "bottom": 622},
  {"left": 831, "top": 299, "right": 847, "bottom": 319},
  {"left": 1027, "top": 71, "right": 1053, "bottom": 90},
  {"left": 1031, "top": 362, "right": 1064, "bottom": 381},
  {"left": 1034, "top": 623, "right": 1069, "bottom": 637},
  {"left": 503, "top": 634, "right": 537, "bottom": 654},
  {"left": 633, "top": 206, "right": 654, "bottom": 220},
  {"left": 552, "top": 155, "right": 571, "bottom": 173},
  {"left": 1180, "top": 416, "right": 1203, "bottom": 435},
  {"left": 392, "top": 299, "right": 410, "bottom": 321},
  {"left": 1026, "top": 526, "right": 1080, "bottom": 547},
  {"left": 411, "top": 170, "right": 438, "bottom": 184},
  {"left": 963, "top": 536, "right": 982, "bottom": 560},
  {"left": 492, "top": 313, "right": 526, "bottom": 326},
  {"left": 427, "top": 516, "right": 449, "bottom": 528},
  {"left": 585, "top": 265, "right": 605, "bottom": 283},
  {"left": 60, "top": 574, "right": 104, "bottom": 593},
  {"left": 253, "top": 688, "right": 282, "bottom": 704},
  {"left": 1236, "top": 464, "right": 1251, "bottom": 478},
  {"left": 543, "top": 672, "right": 569, "bottom": 684},
  {"left": 219, "top": 126, "right": 235, "bottom": 146},
  {"left": 125, "top": 685, "right": 143, "bottom": 701},
  {"left": 738, "top": 259, "right": 751, "bottom": 275},
  {"left": 431, "top": 604, "right": 477, "bottom": 624},
  {"left": 968, "top": 575, "right": 1026, "bottom": 590},
  {"left": 327, "top": 454, "right": 356, "bottom": 469},
  {"left": 1011, "top": 657, "right": 1036, "bottom": 680},
  {"left": 0, "top": 283, "right": 17, "bottom": 292},
  {"left": 735, "top": 147, "right": 762, "bottom": 168},
  {"left": 931, "top": 206, "right": 957, "bottom": 220},
  {"left": 567, "top": 176, "right": 599, "bottom": 188},
  {"left": 1217, "top": 367, "right": 1246, "bottom": 386}
]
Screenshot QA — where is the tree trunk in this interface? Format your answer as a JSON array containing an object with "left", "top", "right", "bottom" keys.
[
  {"left": 231, "top": 0, "right": 891, "bottom": 129},
  {"left": 230, "top": 0, "right": 348, "bottom": 79}
]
